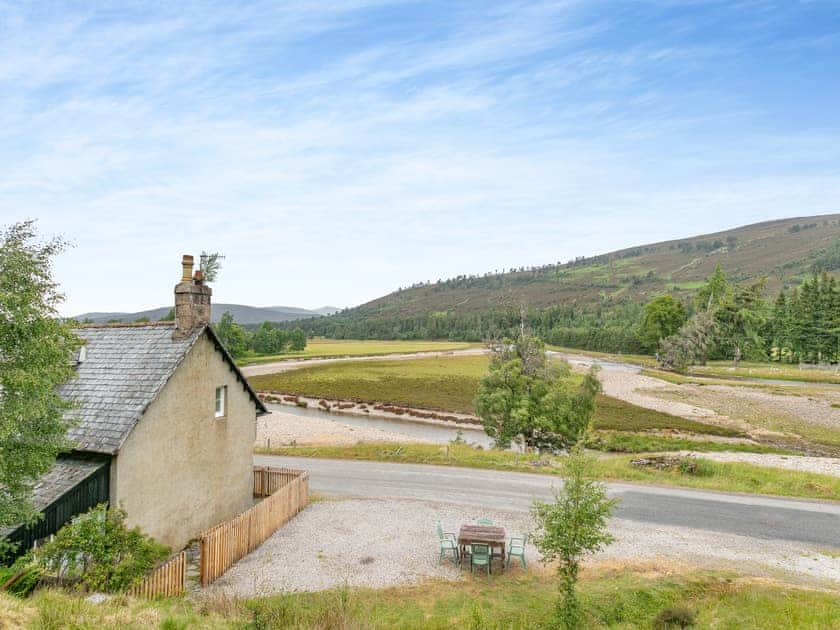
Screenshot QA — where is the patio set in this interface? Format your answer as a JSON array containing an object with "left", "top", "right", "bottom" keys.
[{"left": 436, "top": 519, "right": 527, "bottom": 575}]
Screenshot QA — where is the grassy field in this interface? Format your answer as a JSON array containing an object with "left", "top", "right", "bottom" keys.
[
  {"left": 549, "top": 344, "right": 840, "bottom": 386},
  {"left": 239, "top": 339, "right": 478, "bottom": 365},
  {"left": 249, "top": 354, "right": 744, "bottom": 441},
  {"left": 587, "top": 431, "right": 792, "bottom": 454},
  {"left": 249, "top": 353, "right": 489, "bottom": 413},
  {"left": 641, "top": 368, "right": 840, "bottom": 396},
  {"left": 591, "top": 395, "right": 742, "bottom": 437},
  {"left": 5, "top": 568, "right": 839, "bottom": 629},
  {"left": 687, "top": 361, "right": 840, "bottom": 385},
  {"left": 258, "top": 443, "right": 840, "bottom": 501}
]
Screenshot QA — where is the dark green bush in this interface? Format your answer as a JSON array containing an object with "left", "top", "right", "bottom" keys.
[{"left": 32, "top": 504, "right": 169, "bottom": 592}]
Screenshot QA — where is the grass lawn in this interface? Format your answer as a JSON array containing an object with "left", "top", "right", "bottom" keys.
[
  {"left": 258, "top": 442, "right": 840, "bottom": 501},
  {"left": 249, "top": 354, "right": 743, "bottom": 439},
  {"left": 239, "top": 339, "right": 478, "bottom": 365},
  {"left": 7, "top": 569, "right": 839, "bottom": 629}
]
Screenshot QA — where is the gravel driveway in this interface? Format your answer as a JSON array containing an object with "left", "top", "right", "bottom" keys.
[
  {"left": 202, "top": 498, "right": 535, "bottom": 597},
  {"left": 201, "top": 497, "right": 840, "bottom": 598}
]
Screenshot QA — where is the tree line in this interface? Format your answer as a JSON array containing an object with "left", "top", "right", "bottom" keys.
[
  {"left": 656, "top": 266, "right": 839, "bottom": 369},
  {"left": 213, "top": 312, "right": 306, "bottom": 358},
  {"left": 283, "top": 302, "right": 647, "bottom": 354},
  {"left": 288, "top": 265, "right": 838, "bottom": 365}
]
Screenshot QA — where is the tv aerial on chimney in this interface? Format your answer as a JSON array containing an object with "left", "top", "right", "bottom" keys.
[{"left": 199, "top": 251, "right": 225, "bottom": 283}]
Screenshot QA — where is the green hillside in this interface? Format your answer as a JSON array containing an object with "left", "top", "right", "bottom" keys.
[{"left": 294, "top": 214, "right": 840, "bottom": 349}]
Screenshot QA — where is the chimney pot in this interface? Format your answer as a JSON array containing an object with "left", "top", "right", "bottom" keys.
[{"left": 181, "top": 255, "right": 194, "bottom": 282}]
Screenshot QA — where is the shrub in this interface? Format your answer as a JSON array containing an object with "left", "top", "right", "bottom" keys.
[
  {"left": 32, "top": 504, "right": 169, "bottom": 592},
  {"left": 678, "top": 458, "right": 714, "bottom": 477},
  {"left": 532, "top": 448, "right": 618, "bottom": 629},
  {"left": 653, "top": 605, "right": 697, "bottom": 629}
]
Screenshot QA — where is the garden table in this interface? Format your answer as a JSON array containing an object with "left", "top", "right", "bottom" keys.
[{"left": 458, "top": 524, "right": 506, "bottom": 571}]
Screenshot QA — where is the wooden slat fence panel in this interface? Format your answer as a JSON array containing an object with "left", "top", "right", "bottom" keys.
[
  {"left": 200, "top": 467, "right": 309, "bottom": 586},
  {"left": 128, "top": 551, "right": 186, "bottom": 599},
  {"left": 253, "top": 466, "right": 306, "bottom": 496}
]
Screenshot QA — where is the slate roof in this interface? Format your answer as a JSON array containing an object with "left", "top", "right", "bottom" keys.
[
  {"left": 0, "top": 456, "right": 107, "bottom": 537},
  {"left": 27, "top": 457, "right": 107, "bottom": 513},
  {"left": 62, "top": 323, "right": 266, "bottom": 455}
]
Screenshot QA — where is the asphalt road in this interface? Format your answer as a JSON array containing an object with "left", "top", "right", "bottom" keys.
[{"left": 255, "top": 455, "right": 840, "bottom": 548}]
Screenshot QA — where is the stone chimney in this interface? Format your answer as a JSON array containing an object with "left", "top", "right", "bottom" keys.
[{"left": 173, "top": 254, "right": 212, "bottom": 338}]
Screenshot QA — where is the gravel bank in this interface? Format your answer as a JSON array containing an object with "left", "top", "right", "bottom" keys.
[
  {"left": 256, "top": 410, "right": 430, "bottom": 447},
  {"left": 703, "top": 385, "right": 840, "bottom": 431},
  {"left": 560, "top": 351, "right": 840, "bottom": 444},
  {"left": 555, "top": 353, "right": 739, "bottom": 427},
  {"left": 201, "top": 498, "right": 840, "bottom": 597}
]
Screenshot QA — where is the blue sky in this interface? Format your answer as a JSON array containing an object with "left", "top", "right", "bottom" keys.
[{"left": 2, "top": 1, "right": 839, "bottom": 315}]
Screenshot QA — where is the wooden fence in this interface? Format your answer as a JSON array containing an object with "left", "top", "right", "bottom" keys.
[
  {"left": 199, "top": 467, "right": 309, "bottom": 586},
  {"left": 127, "top": 551, "right": 186, "bottom": 599},
  {"left": 253, "top": 466, "right": 305, "bottom": 497}
]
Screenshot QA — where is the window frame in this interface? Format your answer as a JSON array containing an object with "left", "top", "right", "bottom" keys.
[{"left": 214, "top": 385, "right": 228, "bottom": 419}]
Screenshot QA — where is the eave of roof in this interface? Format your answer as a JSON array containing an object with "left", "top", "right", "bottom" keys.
[
  {"left": 0, "top": 455, "right": 109, "bottom": 537},
  {"left": 203, "top": 325, "right": 268, "bottom": 416}
]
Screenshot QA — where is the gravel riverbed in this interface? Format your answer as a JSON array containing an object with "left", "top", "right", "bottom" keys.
[{"left": 257, "top": 410, "right": 430, "bottom": 447}]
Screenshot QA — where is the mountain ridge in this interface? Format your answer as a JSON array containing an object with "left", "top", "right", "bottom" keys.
[
  {"left": 72, "top": 303, "right": 335, "bottom": 325},
  {"left": 289, "top": 213, "right": 840, "bottom": 342}
]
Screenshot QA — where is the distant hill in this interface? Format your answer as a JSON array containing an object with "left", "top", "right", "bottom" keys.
[
  {"left": 313, "top": 306, "right": 342, "bottom": 316},
  {"left": 267, "top": 305, "right": 341, "bottom": 316},
  {"left": 292, "top": 214, "right": 840, "bottom": 346},
  {"left": 73, "top": 303, "right": 332, "bottom": 325}
]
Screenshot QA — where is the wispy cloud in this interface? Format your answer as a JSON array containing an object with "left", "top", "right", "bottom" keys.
[{"left": 0, "top": 0, "right": 838, "bottom": 313}]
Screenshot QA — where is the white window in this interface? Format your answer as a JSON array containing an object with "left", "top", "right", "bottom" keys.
[{"left": 214, "top": 385, "right": 227, "bottom": 418}]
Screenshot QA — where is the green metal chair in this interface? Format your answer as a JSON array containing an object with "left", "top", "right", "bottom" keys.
[
  {"left": 470, "top": 544, "right": 491, "bottom": 576},
  {"left": 436, "top": 522, "right": 459, "bottom": 565},
  {"left": 475, "top": 518, "right": 500, "bottom": 561},
  {"left": 506, "top": 534, "right": 527, "bottom": 569}
]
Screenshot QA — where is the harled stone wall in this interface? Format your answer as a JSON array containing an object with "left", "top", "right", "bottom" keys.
[{"left": 110, "top": 333, "right": 257, "bottom": 550}]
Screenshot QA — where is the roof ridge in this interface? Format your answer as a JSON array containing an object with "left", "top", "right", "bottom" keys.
[{"left": 75, "top": 321, "right": 176, "bottom": 329}]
